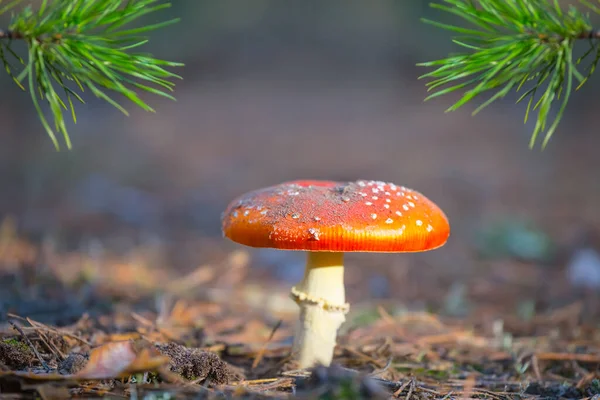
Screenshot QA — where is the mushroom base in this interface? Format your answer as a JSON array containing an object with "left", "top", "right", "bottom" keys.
[{"left": 291, "top": 251, "right": 348, "bottom": 368}]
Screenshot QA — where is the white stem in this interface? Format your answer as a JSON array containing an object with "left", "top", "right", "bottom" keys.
[{"left": 292, "top": 251, "right": 346, "bottom": 368}]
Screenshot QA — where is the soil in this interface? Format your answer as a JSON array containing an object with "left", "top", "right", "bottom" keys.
[{"left": 0, "top": 229, "right": 599, "bottom": 399}]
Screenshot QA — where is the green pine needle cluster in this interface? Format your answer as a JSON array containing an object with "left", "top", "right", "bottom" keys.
[
  {"left": 0, "top": 0, "right": 183, "bottom": 150},
  {"left": 419, "top": 0, "right": 600, "bottom": 149}
]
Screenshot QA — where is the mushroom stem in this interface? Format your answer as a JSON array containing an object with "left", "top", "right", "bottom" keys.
[{"left": 291, "top": 251, "right": 347, "bottom": 368}]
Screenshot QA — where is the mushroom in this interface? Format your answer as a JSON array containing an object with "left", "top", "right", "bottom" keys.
[{"left": 221, "top": 179, "right": 450, "bottom": 368}]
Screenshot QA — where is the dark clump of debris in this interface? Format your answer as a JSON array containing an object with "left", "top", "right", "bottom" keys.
[
  {"left": 295, "top": 365, "right": 388, "bottom": 399},
  {"left": 524, "top": 380, "right": 600, "bottom": 399},
  {"left": 524, "top": 382, "right": 581, "bottom": 399},
  {"left": 57, "top": 352, "right": 89, "bottom": 375},
  {"left": 155, "top": 342, "right": 238, "bottom": 384},
  {"left": 0, "top": 339, "right": 35, "bottom": 370}
]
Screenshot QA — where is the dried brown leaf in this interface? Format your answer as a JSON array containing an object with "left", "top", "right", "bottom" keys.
[{"left": 76, "top": 341, "right": 169, "bottom": 379}]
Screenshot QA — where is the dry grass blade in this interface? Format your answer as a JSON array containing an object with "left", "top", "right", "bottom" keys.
[
  {"left": 392, "top": 378, "right": 412, "bottom": 398},
  {"left": 535, "top": 352, "right": 600, "bottom": 363},
  {"left": 252, "top": 320, "right": 283, "bottom": 369}
]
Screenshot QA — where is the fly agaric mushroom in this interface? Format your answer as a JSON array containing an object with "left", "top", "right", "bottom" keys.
[{"left": 221, "top": 180, "right": 450, "bottom": 368}]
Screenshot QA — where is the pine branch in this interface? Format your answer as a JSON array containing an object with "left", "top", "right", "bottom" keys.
[
  {"left": 0, "top": 0, "right": 183, "bottom": 150},
  {"left": 418, "top": 0, "right": 600, "bottom": 149}
]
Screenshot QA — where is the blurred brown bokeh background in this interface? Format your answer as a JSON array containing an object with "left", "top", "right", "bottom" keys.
[{"left": 1, "top": 1, "right": 600, "bottom": 322}]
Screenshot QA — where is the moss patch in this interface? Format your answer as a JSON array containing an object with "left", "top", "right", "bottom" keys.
[{"left": 0, "top": 338, "right": 35, "bottom": 370}]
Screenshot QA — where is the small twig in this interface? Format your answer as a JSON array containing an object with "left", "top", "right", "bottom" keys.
[
  {"left": 376, "top": 305, "right": 395, "bottom": 324},
  {"left": 478, "top": 388, "right": 507, "bottom": 399},
  {"left": 200, "top": 343, "right": 226, "bottom": 353},
  {"left": 228, "top": 378, "right": 294, "bottom": 393},
  {"left": 536, "top": 352, "right": 600, "bottom": 363},
  {"left": 25, "top": 318, "right": 66, "bottom": 360},
  {"left": 8, "top": 320, "right": 50, "bottom": 371},
  {"left": 35, "top": 328, "right": 66, "bottom": 361},
  {"left": 578, "top": 29, "right": 600, "bottom": 39},
  {"left": 576, "top": 372, "right": 599, "bottom": 390},
  {"left": 281, "top": 369, "right": 313, "bottom": 378},
  {"left": 0, "top": 29, "right": 22, "bottom": 40},
  {"left": 440, "top": 392, "right": 454, "bottom": 400},
  {"left": 458, "top": 375, "right": 476, "bottom": 400},
  {"left": 368, "top": 357, "right": 393, "bottom": 377},
  {"left": 405, "top": 378, "right": 415, "bottom": 400},
  {"left": 251, "top": 319, "right": 282, "bottom": 370},
  {"left": 229, "top": 378, "right": 280, "bottom": 386},
  {"left": 393, "top": 378, "right": 411, "bottom": 398},
  {"left": 252, "top": 378, "right": 295, "bottom": 391},
  {"left": 531, "top": 354, "right": 542, "bottom": 381}
]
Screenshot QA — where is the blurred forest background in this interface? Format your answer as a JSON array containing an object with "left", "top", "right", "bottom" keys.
[{"left": 1, "top": 0, "right": 600, "bottom": 323}]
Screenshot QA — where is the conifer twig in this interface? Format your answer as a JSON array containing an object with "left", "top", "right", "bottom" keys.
[
  {"left": 419, "top": 0, "right": 600, "bottom": 149},
  {"left": 0, "top": 0, "right": 183, "bottom": 150}
]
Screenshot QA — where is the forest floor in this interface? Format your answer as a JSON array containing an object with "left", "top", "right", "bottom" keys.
[{"left": 1, "top": 218, "right": 599, "bottom": 400}]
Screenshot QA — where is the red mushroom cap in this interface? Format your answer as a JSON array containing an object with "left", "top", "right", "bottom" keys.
[{"left": 221, "top": 180, "right": 450, "bottom": 252}]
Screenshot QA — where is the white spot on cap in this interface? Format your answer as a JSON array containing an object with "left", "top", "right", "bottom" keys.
[
  {"left": 358, "top": 181, "right": 366, "bottom": 187},
  {"left": 384, "top": 204, "right": 390, "bottom": 209},
  {"left": 371, "top": 213, "right": 377, "bottom": 219},
  {"left": 365, "top": 202, "right": 373, "bottom": 206},
  {"left": 395, "top": 211, "right": 402, "bottom": 216},
  {"left": 385, "top": 218, "right": 393, "bottom": 224},
  {"left": 426, "top": 224, "right": 434, "bottom": 232},
  {"left": 243, "top": 210, "right": 250, "bottom": 216},
  {"left": 385, "top": 199, "right": 391, "bottom": 203},
  {"left": 408, "top": 202, "right": 415, "bottom": 208},
  {"left": 341, "top": 196, "right": 350, "bottom": 202},
  {"left": 372, "top": 196, "right": 378, "bottom": 200},
  {"left": 314, "top": 216, "right": 321, "bottom": 221},
  {"left": 359, "top": 192, "right": 367, "bottom": 197},
  {"left": 292, "top": 213, "right": 300, "bottom": 219},
  {"left": 308, "top": 228, "right": 320, "bottom": 240},
  {"left": 416, "top": 220, "right": 423, "bottom": 226},
  {"left": 403, "top": 205, "right": 409, "bottom": 211}
]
